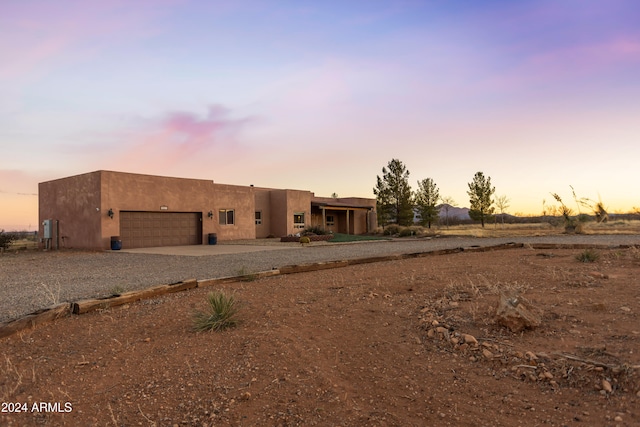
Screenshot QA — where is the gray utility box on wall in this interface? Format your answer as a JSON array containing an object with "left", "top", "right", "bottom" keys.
[{"left": 43, "top": 219, "right": 53, "bottom": 239}]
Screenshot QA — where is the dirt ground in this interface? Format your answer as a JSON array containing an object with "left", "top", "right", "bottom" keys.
[{"left": 1, "top": 246, "right": 639, "bottom": 427}]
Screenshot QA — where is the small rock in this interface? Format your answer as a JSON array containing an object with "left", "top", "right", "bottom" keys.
[
  {"left": 614, "top": 416, "right": 622, "bottom": 422},
  {"left": 525, "top": 351, "right": 538, "bottom": 361},
  {"left": 436, "top": 326, "right": 449, "bottom": 334},
  {"left": 494, "top": 294, "right": 541, "bottom": 333},
  {"left": 482, "top": 349, "right": 494, "bottom": 359},
  {"left": 462, "top": 334, "right": 478, "bottom": 345},
  {"left": 602, "top": 379, "right": 613, "bottom": 393},
  {"left": 620, "top": 306, "right": 631, "bottom": 312},
  {"left": 450, "top": 337, "right": 459, "bottom": 345}
]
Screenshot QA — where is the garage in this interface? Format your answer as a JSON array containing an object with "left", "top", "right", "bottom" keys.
[{"left": 119, "top": 211, "right": 202, "bottom": 248}]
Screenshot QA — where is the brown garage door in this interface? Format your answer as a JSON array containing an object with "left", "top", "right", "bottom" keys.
[{"left": 120, "top": 211, "right": 202, "bottom": 248}]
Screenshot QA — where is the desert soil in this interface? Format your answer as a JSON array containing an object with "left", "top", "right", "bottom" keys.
[{"left": 1, "top": 245, "right": 639, "bottom": 426}]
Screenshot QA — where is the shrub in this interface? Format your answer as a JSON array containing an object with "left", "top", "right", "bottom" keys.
[
  {"left": 398, "top": 227, "right": 414, "bottom": 237},
  {"left": 576, "top": 249, "right": 599, "bottom": 263},
  {"left": 236, "top": 266, "right": 257, "bottom": 282},
  {"left": 303, "top": 225, "right": 328, "bottom": 235},
  {"left": 372, "top": 227, "right": 385, "bottom": 235},
  {"left": 383, "top": 224, "right": 401, "bottom": 235},
  {"left": 192, "top": 291, "right": 240, "bottom": 332},
  {"left": 0, "top": 230, "right": 17, "bottom": 250},
  {"left": 299, "top": 236, "right": 311, "bottom": 245}
]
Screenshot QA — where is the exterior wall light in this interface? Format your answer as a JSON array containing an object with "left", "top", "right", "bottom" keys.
[
  {"left": 108, "top": 208, "right": 114, "bottom": 219},
  {"left": 207, "top": 210, "right": 213, "bottom": 219}
]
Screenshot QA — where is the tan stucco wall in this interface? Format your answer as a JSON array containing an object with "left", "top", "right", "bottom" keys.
[
  {"left": 102, "top": 172, "right": 258, "bottom": 244},
  {"left": 266, "top": 189, "right": 311, "bottom": 236},
  {"left": 210, "top": 183, "right": 256, "bottom": 240},
  {"left": 254, "top": 188, "right": 272, "bottom": 238},
  {"left": 268, "top": 190, "right": 288, "bottom": 238},
  {"left": 39, "top": 171, "right": 103, "bottom": 249},
  {"left": 101, "top": 171, "right": 217, "bottom": 247},
  {"left": 38, "top": 171, "right": 375, "bottom": 249},
  {"left": 285, "top": 190, "right": 311, "bottom": 236}
]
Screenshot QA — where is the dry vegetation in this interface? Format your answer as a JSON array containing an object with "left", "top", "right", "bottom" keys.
[
  {"left": 1, "top": 245, "right": 639, "bottom": 426},
  {"left": 374, "top": 219, "right": 640, "bottom": 239}
]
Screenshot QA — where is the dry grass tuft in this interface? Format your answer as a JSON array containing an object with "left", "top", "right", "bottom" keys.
[
  {"left": 40, "top": 281, "right": 62, "bottom": 306},
  {"left": 0, "top": 356, "right": 27, "bottom": 401},
  {"left": 576, "top": 249, "right": 599, "bottom": 263}
]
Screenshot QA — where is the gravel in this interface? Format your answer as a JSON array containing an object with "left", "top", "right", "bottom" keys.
[{"left": 2, "top": 234, "right": 639, "bottom": 323}]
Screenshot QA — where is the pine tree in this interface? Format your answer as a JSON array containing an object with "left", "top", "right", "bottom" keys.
[
  {"left": 415, "top": 178, "right": 440, "bottom": 228},
  {"left": 373, "top": 159, "right": 414, "bottom": 226},
  {"left": 467, "top": 171, "right": 495, "bottom": 227}
]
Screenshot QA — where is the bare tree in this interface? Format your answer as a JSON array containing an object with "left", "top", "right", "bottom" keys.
[
  {"left": 439, "top": 196, "right": 456, "bottom": 228},
  {"left": 495, "top": 195, "right": 510, "bottom": 228}
]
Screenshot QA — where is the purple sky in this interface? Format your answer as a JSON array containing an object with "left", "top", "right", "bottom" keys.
[{"left": 2, "top": 0, "right": 640, "bottom": 230}]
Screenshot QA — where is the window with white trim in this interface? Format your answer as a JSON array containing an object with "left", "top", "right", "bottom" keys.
[
  {"left": 293, "top": 212, "right": 305, "bottom": 229},
  {"left": 219, "top": 209, "right": 235, "bottom": 225}
]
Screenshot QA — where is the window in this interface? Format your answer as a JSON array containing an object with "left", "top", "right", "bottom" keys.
[
  {"left": 219, "top": 209, "right": 235, "bottom": 225},
  {"left": 255, "top": 211, "right": 262, "bottom": 225},
  {"left": 326, "top": 215, "right": 335, "bottom": 226},
  {"left": 293, "top": 212, "right": 305, "bottom": 229}
]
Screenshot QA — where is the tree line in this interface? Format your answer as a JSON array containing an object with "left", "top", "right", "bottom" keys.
[{"left": 373, "top": 158, "right": 499, "bottom": 228}]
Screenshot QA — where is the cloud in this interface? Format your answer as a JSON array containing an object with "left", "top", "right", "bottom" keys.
[{"left": 107, "top": 105, "right": 254, "bottom": 173}]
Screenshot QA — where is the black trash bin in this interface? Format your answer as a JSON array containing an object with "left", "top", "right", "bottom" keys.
[
  {"left": 208, "top": 233, "right": 217, "bottom": 245},
  {"left": 110, "top": 236, "right": 122, "bottom": 250}
]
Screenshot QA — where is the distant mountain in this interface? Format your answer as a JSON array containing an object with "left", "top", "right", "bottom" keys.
[{"left": 437, "top": 204, "right": 470, "bottom": 220}]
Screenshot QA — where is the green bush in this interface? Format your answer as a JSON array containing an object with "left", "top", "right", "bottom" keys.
[
  {"left": 576, "top": 249, "right": 599, "bottom": 263},
  {"left": 303, "top": 225, "right": 328, "bottom": 235},
  {"left": 192, "top": 291, "right": 240, "bottom": 332}
]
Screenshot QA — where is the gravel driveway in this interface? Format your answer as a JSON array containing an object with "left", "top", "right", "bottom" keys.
[{"left": 2, "top": 234, "right": 639, "bottom": 323}]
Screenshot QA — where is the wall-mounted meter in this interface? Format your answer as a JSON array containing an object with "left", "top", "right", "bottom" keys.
[{"left": 43, "top": 219, "right": 53, "bottom": 239}]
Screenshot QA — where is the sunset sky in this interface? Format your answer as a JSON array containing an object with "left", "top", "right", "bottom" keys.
[{"left": 2, "top": 0, "right": 639, "bottom": 230}]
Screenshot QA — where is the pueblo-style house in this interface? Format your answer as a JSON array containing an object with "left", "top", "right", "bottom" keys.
[{"left": 38, "top": 170, "right": 377, "bottom": 250}]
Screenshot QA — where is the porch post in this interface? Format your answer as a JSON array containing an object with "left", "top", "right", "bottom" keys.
[
  {"left": 322, "top": 207, "right": 326, "bottom": 230},
  {"left": 346, "top": 209, "right": 350, "bottom": 235},
  {"left": 367, "top": 208, "right": 370, "bottom": 233}
]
